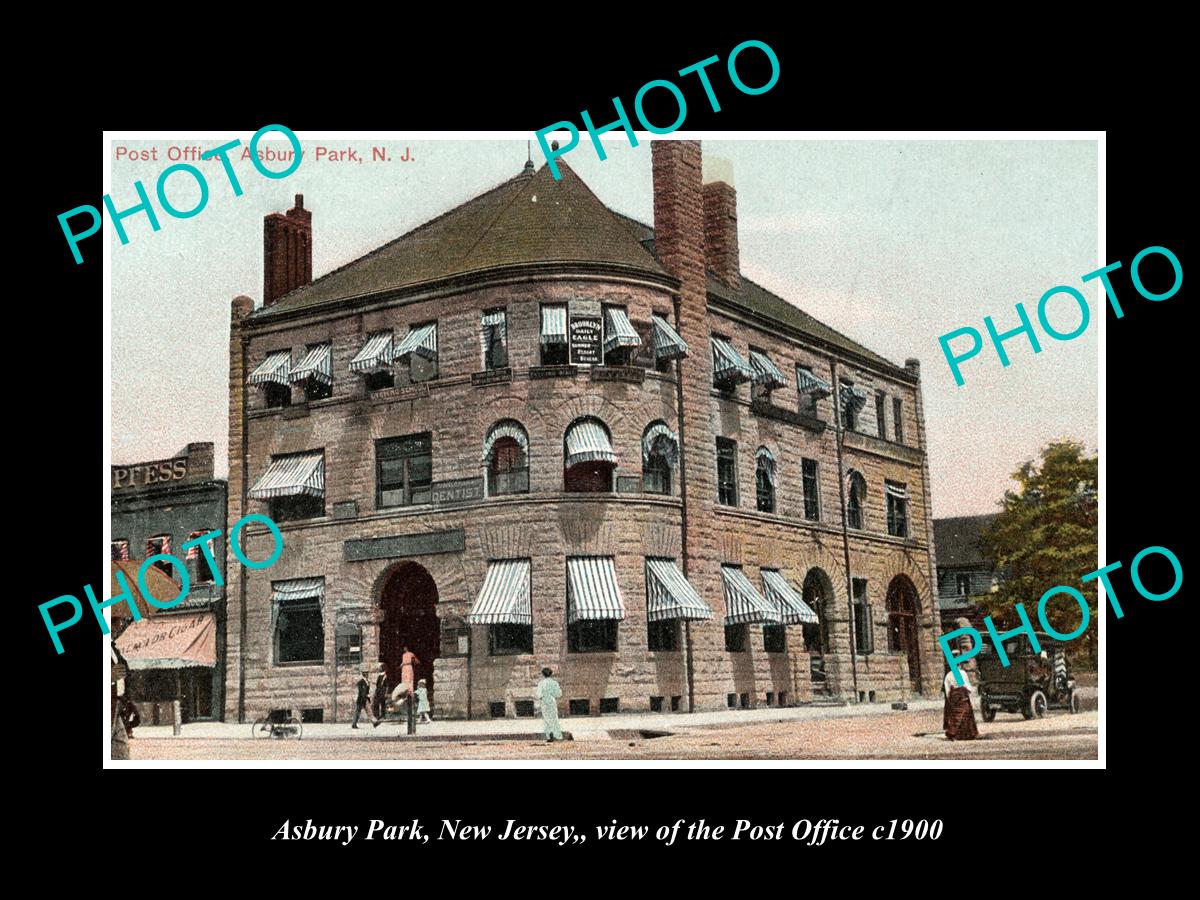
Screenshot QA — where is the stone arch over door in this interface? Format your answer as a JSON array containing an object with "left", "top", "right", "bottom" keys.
[
  {"left": 886, "top": 574, "right": 923, "bottom": 694},
  {"left": 376, "top": 561, "right": 440, "bottom": 698},
  {"left": 802, "top": 567, "right": 836, "bottom": 697}
]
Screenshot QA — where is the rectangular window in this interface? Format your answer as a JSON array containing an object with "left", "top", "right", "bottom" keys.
[
  {"left": 842, "top": 380, "right": 859, "bottom": 431},
  {"left": 489, "top": 623, "right": 533, "bottom": 655},
  {"left": 853, "top": 578, "right": 874, "bottom": 655},
  {"left": 365, "top": 369, "right": 394, "bottom": 392},
  {"left": 568, "top": 619, "right": 618, "bottom": 653},
  {"left": 145, "top": 535, "right": 173, "bottom": 577},
  {"left": 335, "top": 624, "right": 362, "bottom": 666},
  {"left": 110, "top": 539, "right": 129, "bottom": 562},
  {"left": 955, "top": 573, "right": 972, "bottom": 596},
  {"left": 275, "top": 597, "right": 324, "bottom": 665},
  {"left": 407, "top": 322, "right": 438, "bottom": 383},
  {"left": 264, "top": 382, "right": 292, "bottom": 409},
  {"left": 876, "top": 392, "right": 887, "bottom": 438},
  {"left": 802, "top": 458, "right": 820, "bottom": 521},
  {"left": 725, "top": 622, "right": 748, "bottom": 652},
  {"left": 602, "top": 304, "right": 633, "bottom": 367},
  {"left": 185, "top": 530, "right": 216, "bottom": 584},
  {"left": 540, "top": 304, "right": 569, "bottom": 366},
  {"left": 716, "top": 437, "right": 738, "bottom": 506},
  {"left": 750, "top": 345, "right": 769, "bottom": 402},
  {"left": 797, "top": 366, "right": 819, "bottom": 416},
  {"left": 763, "top": 624, "right": 786, "bottom": 653},
  {"left": 482, "top": 308, "right": 508, "bottom": 371},
  {"left": 893, "top": 397, "right": 904, "bottom": 443},
  {"left": 377, "top": 434, "right": 433, "bottom": 508},
  {"left": 647, "top": 618, "right": 680, "bottom": 651},
  {"left": 886, "top": 481, "right": 909, "bottom": 538},
  {"left": 270, "top": 493, "right": 325, "bottom": 523},
  {"left": 301, "top": 344, "right": 333, "bottom": 402}
]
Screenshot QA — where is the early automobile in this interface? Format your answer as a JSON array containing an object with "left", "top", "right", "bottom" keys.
[{"left": 977, "top": 631, "right": 1080, "bottom": 722}]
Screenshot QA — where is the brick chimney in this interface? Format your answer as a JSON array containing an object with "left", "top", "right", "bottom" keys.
[
  {"left": 263, "top": 194, "right": 312, "bottom": 306},
  {"left": 702, "top": 179, "right": 739, "bottom": 290}
]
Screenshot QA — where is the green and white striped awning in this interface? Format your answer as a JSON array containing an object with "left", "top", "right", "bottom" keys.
[
  {"left": 711, "top": 337, "right": 754, "bottom": 384},
  {"left": 797, "top": 367, "right": 832, "bottom": 398},
  {"left": 755, "top": 446, "right": 777, "bottom": 486},
  {"left": 565, "top": 419, "right": 616, "bottom": 468},
  {"left": 467, "top": 559, "right": 531, "bottom": 625},
  {"left": 394, "top": 323, "right": 438, "bottom": 361},
  {"left": 646, "top": 558, "right": 711, "bottom": 622},
  {"left": 249, "top": 349, "right": 291, "bottom": 387},
  {"left": 641, "top": 422, "right": 679, "bottom": 467},
  {"left": 272, "top": 577, "right": 325, "bottom": 603},
  {"left": 885, "top": 481, "right": 908, "bottom": 500},
  {"left": 482, "top": 422, "right": 529, "bottom": 462},
  {"left": 650, "top": 314, "right": 688, "bottom": 360},
  {"left": 481, "top": 310, "right": 507, "bottom": 354},
  {"left": 567, "top": 556, "right": 625, "bottom": 624},
  {"left": 761, "top": 569, "right": 819, "bottom": 625},
  {"left": 249, "top": 451, "right": 325, "bottom": 499},
  {"left": 349, "top": 331, "right": 394, "bottom": 373},
  {"left": 749, "top": 350, "right": 787, "bottom": 390},
  {"left": 541, "top": 305, "right": 567, "bottom": 345},
  {"left": 721, "top": 565, "right": 782, "bottom": 625},
  {"left": 603, "top": 307, "right": 641, "bottom": 353},
  {"left": 290, "top": 342, "right": 332, "bottom": 386},
  {"left": 840, "top": 383, "right": 868, "bottom": 415}
]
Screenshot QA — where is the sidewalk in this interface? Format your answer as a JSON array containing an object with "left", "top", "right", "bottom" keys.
[{"left": 136, "top": 697, "right": 949, "bottom": 741}]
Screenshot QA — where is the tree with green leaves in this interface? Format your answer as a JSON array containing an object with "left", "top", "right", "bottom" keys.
[{"left": 979, "top": 440, "right": 1098, "bottom": 669}]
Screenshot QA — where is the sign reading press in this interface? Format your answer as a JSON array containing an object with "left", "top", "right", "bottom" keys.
[{"left": 112, "top": 456, "right": 189, "bottom": 489}]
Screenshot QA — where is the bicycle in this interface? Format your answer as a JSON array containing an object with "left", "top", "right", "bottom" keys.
[{"left": 251, "top": 709, "right": 303, "bottom": 740}]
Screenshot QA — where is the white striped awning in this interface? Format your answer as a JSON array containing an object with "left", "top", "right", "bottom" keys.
[
  {"left": 711, "top": 337, "right": 754, "bottom": 384},
  {"left": 721, "top": 566, "right": 782, "bottom": 625},
  {"left": 567, "top": 557, "right": 626, "bottom": 623},
  {"left": 565, "top": 420, "right": 616, "bottom": 468},
  {"left": 481, "top": 310, "right": 507, "bottom": 352},
  {"left": 797, "top": 367, "right": 832, "bottom": 398},
  {"left": 749, "top": 350, "right": 787, "bottom": 389},
  {"left": 761, "top": 569, "right": 819, "bottom": 625},
  {"left": 885, "top": 481, "right": 908, "bottom": 500},
  {"left": 248, "top": 349, "right": 291, "bottom": 386},
  {"left": 272, "top": 577, "right": 325, "bottom": 603},
  {"left": 641, "top": 422, "right": 680, "bottom": 467},
  {"left": 602, "top": 307, "right": 641, "bottom": 353},
  {"left": 467, "top": 559, "right": 531, "bottom": 625},
  {"left": 290, "top": 342, "right": 332, "bottom": 386},
  {"left": 646, "top": 558, "right": 711, "bottom": 622},
  {"left": 394, "top": 323, "right": 438, "bottom": 361},
  {"left": 650, "top": 314, "right": 688, "bottom": 360},
  {"left": 349, "top": 331, "right": 394, "bottom": 373},
  {"left": 481, "top": 422, "right": 529, "bottom": 462},
  {"left": 541, "top": 306, "right": 567, "bottom": 345},
  {"left": 755, "top": 446, "right": 777, "bottom": 486},
  {"left": 249, "top": 451, "right": 325, "bottom": 499},
  {"left": 840, "top": 383, "right": 868, "bottom": 415}
]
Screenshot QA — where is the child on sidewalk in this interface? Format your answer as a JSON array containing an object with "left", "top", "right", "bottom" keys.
[{"left": 415, "top": 679, "right": 432, "bottom": 724}]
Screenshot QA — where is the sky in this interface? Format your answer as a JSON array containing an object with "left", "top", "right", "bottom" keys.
[{"left": 109, "top": 135, "right": 1098, "bottom": 518}]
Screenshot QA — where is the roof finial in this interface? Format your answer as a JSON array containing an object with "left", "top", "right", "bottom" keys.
[{"left": 523, "top": 139, "right": 534, "bottom": 174}]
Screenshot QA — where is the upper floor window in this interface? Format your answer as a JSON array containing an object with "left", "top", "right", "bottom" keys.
[
  {"left": 111, "top": 539, "right": 130, "bottom": 562},
  {"left": 481, "top": 309, "right": 508, "bottom": 371},
  {"left": 185, "top": 530, "right": 217, "bottom": 584},
  {"left": 712, "top": 336, "right": 753, "bottom": 390},
  {"left": 564, "top": 417, "right": 616, "bottom": 493},
  {"left": 755, "top": 447, "right": 776, "bottom": 513},
  {"left": 247, "top": 450, "right": 326, "bottom": 522},
  {"left": 801, "top": 458, "right": 820, "bottom": 521},
  {"left": 145, "top": 535, "right": 173, "bottom": 576},
  {"left": 885, "top": 480, "right": 909, "bottom": 538},
  {"left": 955, "top": 573, "right": 972, "bottom": 596},
  {"left": 642, "top": 421, "right": 678, "bottom": 496},
  {"left": 249, "top": 349, "right": 292, "bottom": 409},
  {"left": 847, "top": 470, "right": 867, "bottom": 530},
  {"left": 796, "top": 365, "right": 831, "bottom": 417},
  {"left": 395, "top": 322, "right": 438, "bottom": 383},
  {"left": 893, "top": 397, "right": 904, "bottom": 443},
  {"left": 650, "top": 312, "right": 687, "bottom": 373},
  {"left": 749, "top": 348, "right": 786, "bottom": 402},
  {"left": 483, "top": 420, "right": 529, "bottom": 496},
  {"left": 875, "top": 392, "right": 887, "bottom": 439},
  {"left": 291, "top": 342, "right": 333, "bottom": 402},
  {"left": 377, "top": 434, "right": 432, "bottom": 508},
  {"left": 602, "top": 304, "right": 641, "bottom": 366},
  {"left": 841, "top": 380, "right": 866, "bottom": 431},
  {"left": 540, "top": 304, "right": 569, "bottom": 366},
  {"left": 716, "top": 437, "right": 738, "bottom": 506},
  {"left": 349, "top": 330, "right": 395, "bottom": 392}
]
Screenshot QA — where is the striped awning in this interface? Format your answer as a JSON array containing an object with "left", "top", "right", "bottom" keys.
[
  {"left": 603, "top": 307, "right": 641, "bottom": 353},
  {"left": 248, "top": 349, "right": 291, "bottom": 386},
  {"left": 565, "top": 420, "right": 616, "bottom": 468},
  {"left": 290, "top": 342, "right": 332, "bottom": 386},
  {"left": 272, "top": 577, "right": 325, "bottom": 603},
  {"left": 349, "top": 331, "right": 394, "bottom": 373},
  {"left": 797, "top": 367, "right": 832, "bottom": 398},
  {"left": 467, "top": 559, "right": 531, "bottom": 625},
  {"left": 541, "top": 306, "right": 567, "bottom": 345},
  {"left": 394, "top": 323, "right": 438, "bottom": 361},
  {"left": 650, "top": 314, "right": 688, "bottom": 360},
  {"left": 567, "top": 556, "right": 626, "bottom": 623},
  {"left": 885, "top": 481, "right": 908, "bottom": 500},
  {"left": 711, "top": 337, "right": 754, "bottom": 384},
  {"left": 481, "top": 310, "right": 507, "bottom": 352},
  {"left": 721, "top": 565, "right": 782, "bottom": 625},
  {"left": 641, "top": 422, "right": 680, "bottom": 467},
  {"left": 755, "top": 446, "right": 777, "bottom": 486},
  {"left": 761, "top": 569, "right": 819, "bottom": 625},
  {"left": 840, "top": 383, "right": 868, "bottom": 415},
  {"left": 249, "top": 451, "right": 325, "bottom": 499},
  {"left": 646, "top": 558, "right": 711, "bottom": 622},
  {"left": 482, "top": 422, "right": 529, "bottom": 462},
  {"left": 749, "top": 351, "right": 786, "bottom": 389}
]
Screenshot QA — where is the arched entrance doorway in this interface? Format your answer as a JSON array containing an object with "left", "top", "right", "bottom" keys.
[
  {"left": 886, "top": 575, "right": 923, "bottom": 694},
  {"left": 802, "top": 568, "right": 834, "bottom": 696},
  {"left": 379, "top": 562, "right": 440, "bottom": 698}
]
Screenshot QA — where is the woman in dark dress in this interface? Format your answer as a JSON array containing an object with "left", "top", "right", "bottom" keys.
[{"left": 943, "top": 668, "right": 979, "bottom": 741}]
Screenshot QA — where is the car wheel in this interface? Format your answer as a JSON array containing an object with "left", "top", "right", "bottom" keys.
[
  {"left": 1029, "top": 690, "right": 1047, "bottom": 719},
  {"left": 1068, "top": 690, "right": 1080, "bottom": 714},
  {"left": 982, "top": 705, "right": 996, "bottom": 723}
]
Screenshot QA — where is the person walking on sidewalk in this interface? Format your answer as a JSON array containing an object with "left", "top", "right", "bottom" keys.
[
  {"left": 352, "top": 670, "right": 378, "bottom": 729},
  {"left": 372, "top": 664, "right": 388, "bottom": 722},
  {"left": 415, "top": 679, "right": 432, "bottom": 724},
  {"left": 943, "top": 668, "right": 979, "bottom": 741},
  {"left": 400, "top": 646, "right": 419, "bottom": 695},
  {"left": 536, "top": 667, "right": 563, "bottom": 743}
]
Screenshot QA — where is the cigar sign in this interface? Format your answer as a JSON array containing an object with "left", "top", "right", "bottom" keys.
[{"left": 112, "top": 457, "right": 188, "bottom": 489}]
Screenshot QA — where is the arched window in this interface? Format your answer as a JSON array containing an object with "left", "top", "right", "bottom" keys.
[
  {"left": 482, "top": 421, "right": 529, "bottom": 496},
  {"left": 641, "top": 421, "right": 678, "bottom": 495},
  {"left": 847, "top": 470, "right": 867, "bottom": 530},
  {"left": 755, "top": 447, "right": 776, "bottom": 513},
  {"left": 564, "top": 417, "right": 616, "bottom": 493}
]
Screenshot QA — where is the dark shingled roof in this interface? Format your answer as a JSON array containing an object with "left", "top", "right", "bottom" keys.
[
  {"left": 934, "top": 514, "right": 1000, "bottom": 568},
  {"left": 254, "top": 162, "right": 667, "bottom": 317}
]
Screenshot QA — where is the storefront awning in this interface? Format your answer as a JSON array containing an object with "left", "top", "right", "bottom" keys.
[
  {"left": 646, "top": 559, "right": 712, "bottom": 622},
  {"left": 567, "top": 557, "right": 625, "bottom": 624},
  {"left": 481, "top": 422, "right": 529, "bottom": 462},
  {"left": 248, "top": 349, "right": 291, "bottom": 386},
  {"left": 761, "top": 569, "right": 819, "bottom": 625},
  {"left": 565, "top": 420, "right": 616, "bottom": 468},
  {"left": 755, "top": 446, "right": 777, "bottom": 486},
  {"left": 115, "top": 611, "right": 217, "bottom": 670},
  {"left": 721, "top": 565, "right": 782, "bottom": 625},
  {"left": 272, "top": 578, "right": 325, "bottom": 602},
  {"left": 394, "top": 323, "right": 438, "bottom": 361},
  {"left": 797, "top": 367, "right": 832, "bottom": 399},
  {"left": 641, "top": 422, "right": 680, "bottom": 468},
  {"left": 650, "top": 314, "right": 688, "bottom": 361},
  {"left": 290, "top": 342, "right": 333, "bottom": 386},
  {"left": 249, "top": 451, "right": 325, "bottom": 499},
  {"left": 467, "top": 559, "right": 531, "bottom": 625},
  {"left": 711, "top": 337, "right": 754, "bottom": 385},
  {"left": 541, "top": 305, "right": 567, "bottom": 345},
  {"left": 110, "top": 560, "right": 186, "bottom": 620},
  {"left": 749, "top": 350, "right": 787, "bottom": 390},
  {"left": 602, "top": 307, "right": 641, "bottom": 353},
  {"left": 350, "top": 330, "right": 394, "bottom": 373}
]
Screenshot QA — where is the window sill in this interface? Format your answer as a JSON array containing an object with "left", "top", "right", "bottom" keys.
[
  {"left": 841, "top": 429, "right": 922, "bottom": 465},
  {"left": 750, "top": 398, "right": 828, "bottom": 433},
  {"left": 272, "top": 661, "right": 326, "bottom": 669}
]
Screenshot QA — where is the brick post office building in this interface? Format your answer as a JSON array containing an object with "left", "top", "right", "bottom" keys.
[{"left": 225, "top": 143, "right": 943, "bottom": 723}]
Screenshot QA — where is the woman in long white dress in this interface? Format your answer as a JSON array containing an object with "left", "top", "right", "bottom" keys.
[{"left": 536, "top": 667, "right": 563, "bottom": 742}]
